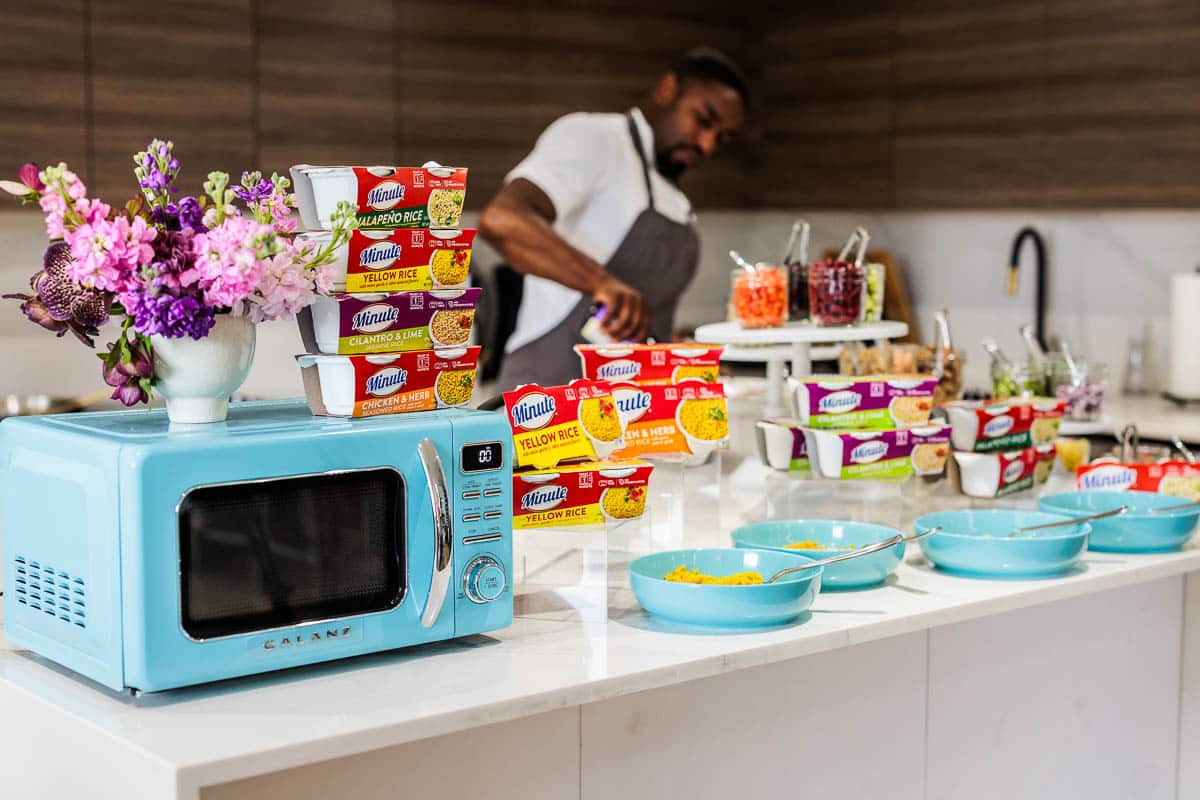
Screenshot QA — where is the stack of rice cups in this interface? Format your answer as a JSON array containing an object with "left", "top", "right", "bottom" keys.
[
  {"left": 762, "top": 375, "right": 951, "bottom": 482},
  {"left": 288, "top": 163, "right": 483, "bottom": 417},
  {"left": 502, "top": 344, "right": 728, "bottom": 530},
  {"left": 938, "top": 397, "right": 1065, "bottom": 498}
]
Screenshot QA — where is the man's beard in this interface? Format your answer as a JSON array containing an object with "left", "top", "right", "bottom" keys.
[{"left": 655, "top": 146, "right": 702, "bottom": 183}]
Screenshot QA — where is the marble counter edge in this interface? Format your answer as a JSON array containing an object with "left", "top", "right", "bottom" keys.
[{"left": 163, "top": 548, "right": 1200, "bottom": 792}]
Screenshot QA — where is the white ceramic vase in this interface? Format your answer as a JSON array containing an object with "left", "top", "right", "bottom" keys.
[{"left": 151, "top": 314, "right": 256, "bottom": 424}]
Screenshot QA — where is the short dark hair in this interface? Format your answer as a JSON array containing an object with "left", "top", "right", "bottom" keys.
[{"left": 671, "top": 47, "right": 750, "bottom": 107}]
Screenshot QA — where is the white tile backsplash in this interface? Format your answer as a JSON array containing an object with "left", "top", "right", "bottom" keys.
[{"left": 2, "top": 206, "right": 1197, "bottom": 398}]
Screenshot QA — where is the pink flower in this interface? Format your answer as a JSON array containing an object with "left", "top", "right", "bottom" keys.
[
  {"left": 188, "top": 216, "right": 272, "bottom": 309},
  {"left": 39, "top": 191, "right": 69, "bottom": 238},
  {"left": 244, "top": 249, "right": 314, "bottom": 323},
  {"left": 75, "top": 197, "right": 111, "bottom": 225},
  {"left": 19, "top": 163, "right": 44, "bottom": 192},
  {"left": 66, "top": 216, "right": 156, "bottom": 292}
]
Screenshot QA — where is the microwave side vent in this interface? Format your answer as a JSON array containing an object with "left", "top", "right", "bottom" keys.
[{"left": 12, "top": 556, "right": 86, "bottom": 628}]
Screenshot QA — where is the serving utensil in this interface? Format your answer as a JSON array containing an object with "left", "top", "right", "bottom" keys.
[
  {"left": 1171, "top": 435, "right": 1197, "bottom": 464},
  {"left": 781, "top": 219, "right": 811, "bottom": 265},
  {"left": 728, "top": 249, "right": 756, "bottom": 273},
  {"left": 1148, "top": 499, "right": 1200, "bottom": 515},
  {"left": 1006, "top": 505, "right": 1127, "bottom": 537},
  {"left": 766, "top": 528, "right": 937, "bottom": 584}
]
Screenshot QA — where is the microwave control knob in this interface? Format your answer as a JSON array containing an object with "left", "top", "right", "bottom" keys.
[{"left": 464, "top": 556, "right": 506, "bottom": 604}]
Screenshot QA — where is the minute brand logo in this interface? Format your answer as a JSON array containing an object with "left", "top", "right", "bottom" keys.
[
  {"left": 360, "top": 241, "right": 401, "bottom": 270},
  {"left": 366, "top": 181, "right": 405, "bottom": 210},
  {"left": 522, "top": 485, "right": 568, "bottom": 511},
  {"left": 511, "top": 393, "right": 556, "bottom": 430},
  {"left": 351, "top": 303, "right": 400, "bottom": 333},
  {"left": 819, "top": 391, "right": 861, "bottom": 414},
  {"left": 365, "top": 367, "right": 408, "bottom": 397}
]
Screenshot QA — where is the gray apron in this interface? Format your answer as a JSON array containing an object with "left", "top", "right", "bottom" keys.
[{"left": 497, "top": 113, "right": 701, "bottom": 390}]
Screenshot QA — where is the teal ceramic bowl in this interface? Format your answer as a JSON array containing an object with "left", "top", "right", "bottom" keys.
[
  {"left": 914, "top": 510, "right": 1090, "bottom": 579},
  {"left": 1038, "top": 490, "right": 1200, "bottom": 553},
  {"left": 731, "top": 520, "right": 904, "bottom": 590},
  {"left": 629, "top": 548, "right": 821, "bottom": 627}
]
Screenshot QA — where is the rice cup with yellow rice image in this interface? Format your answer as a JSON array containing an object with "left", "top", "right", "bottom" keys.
[
  {"left": 629, "top": 547, "right": 823, "bottom": 627},
  {"left": 435, "top": 367, "right": 477, "bottom": 407},
  {"left": 579, "top": 395, "right": 625, "bottom": 459},
  {"left": 675, "top": 395, "right": 729, "bottom": 463},
  {"left": 671, "top": 364, "right": 720, "bottom": 383},
  {"left": 296, "top": 346, "right": 480, "bottom": 417},
  {"left": 430, "top": 247, "right": 471, "bottom": 287}
]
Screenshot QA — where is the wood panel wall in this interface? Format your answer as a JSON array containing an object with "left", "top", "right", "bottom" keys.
[
  {"left": 0, "top": 0, "right": 748, "bottom": 209},
  {"left": 2, "top": 0, "right": 1199, "bottom": 209},
  {"left": 757, "top": 0, "right": 1200, "bottom": 208}
]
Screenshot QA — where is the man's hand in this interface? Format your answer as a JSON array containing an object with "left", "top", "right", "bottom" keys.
[
  {"left": 482, "top": 180, "right": 653, "bottom": 342},
  {"left": 592, "top": 274, "right": 650, "bottom": 342}
]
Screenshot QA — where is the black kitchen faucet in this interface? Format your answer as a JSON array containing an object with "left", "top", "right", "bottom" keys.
[{"left": 1007, "top": 226, "right": 1047, "bottom": 351}]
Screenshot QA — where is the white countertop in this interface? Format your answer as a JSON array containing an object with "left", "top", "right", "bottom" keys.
[
  {"left": 3, "top": 390, "right": 1200, "bottom": 796},
  {"left": 1072, "top": 393, "right": 1200, "bottom": 445}
]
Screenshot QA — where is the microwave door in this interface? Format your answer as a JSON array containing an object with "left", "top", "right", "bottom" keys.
[{"left": 178, "top": 467, "right": 407, "bottom": 640}]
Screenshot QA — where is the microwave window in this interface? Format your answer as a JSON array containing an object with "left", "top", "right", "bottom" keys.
[{"left": 179, "top": 468, "right": 404, "bottom": 640}]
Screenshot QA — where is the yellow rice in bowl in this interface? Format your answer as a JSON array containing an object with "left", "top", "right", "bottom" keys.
[
  {"left": 431, "top": 248, "right": 470, "bottom": 286},
  {"left": 435, "top": 368, "right": 476, "bottom": 406},
  {"left": 579, "top": 397, "right": 621, "bottom": 442},
  {"left": 663, "top": 565, "right": 763, "bottom": 585},
  {"left": 677, "top": 399, "right": 728, "bottom": 441}
]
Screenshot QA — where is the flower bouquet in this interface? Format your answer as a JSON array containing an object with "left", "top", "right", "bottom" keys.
[{"left": 2, "top": 139, "right": 357, "bottom": 422}]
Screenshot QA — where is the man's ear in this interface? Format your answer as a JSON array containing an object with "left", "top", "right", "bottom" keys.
[{"left": 652, "top": 73, "right": 680, "bottom": 108}]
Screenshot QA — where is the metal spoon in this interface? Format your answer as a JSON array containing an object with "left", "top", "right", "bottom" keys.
[
  {"left": 766, "top": 528, "right": 939, "bottom": 584},
  {"left": 729, "top": 249, "right": 756, "bottom": 273},
  {"left": 1148, "top": 499, "right": 1200, "bottom": 515},
  {"left": 1006, "top": 505, "right": 1128, "bottom": 538},
  {"left": 1172, "top": 435, "right": 1197, "bottom": 464}
]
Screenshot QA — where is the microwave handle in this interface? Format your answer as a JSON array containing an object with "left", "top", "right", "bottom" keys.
[{"left": 418, "top": 438, "right": 453, "bottom": 628}]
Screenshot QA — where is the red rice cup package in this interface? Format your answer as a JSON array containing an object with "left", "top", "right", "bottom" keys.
[
  {"left": 951, "top": 443, "right": 1057, "bottom": 498},
  {"left": 574, "top": 343, "right": 724, "bottom": 385},
  {"left": 297, "top": 346, "right": 480, "bottom": 418},
  {"left": 513, "top": 459, "right": 654, "bottom": 529},
  {"left": 940, "top": 397, "right": 1066, "bottom": 453},
  {"left": 295, "top": 228, "right": 476, "bottom": 293},
  {"left": 1075, "top": 459, "right": 1200, "bottom": 497},
  {"left": 291, "top": 164, "right": 468, "bottom": 230},
  {"left": 609, "top": 381, "right": 729, "bottom": 461},
  {"left": 503, "top": 380, "right": 625, "bottom": 469},
  {"left": 298, "top": 288, "right": 480, "bottom": 355}
]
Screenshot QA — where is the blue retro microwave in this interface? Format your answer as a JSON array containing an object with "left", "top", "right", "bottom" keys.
[{"left": 0, "top": 399, "right": 513, "bottom": 693}]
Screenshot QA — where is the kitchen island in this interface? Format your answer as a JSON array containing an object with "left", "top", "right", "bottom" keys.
[{"left": 2, "top": 391, "right": 1200, "bottom": 800}]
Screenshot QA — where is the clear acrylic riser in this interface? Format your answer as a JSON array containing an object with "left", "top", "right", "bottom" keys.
[{"left": 511, "top": 446, "right": 1081, "bottom": 623}]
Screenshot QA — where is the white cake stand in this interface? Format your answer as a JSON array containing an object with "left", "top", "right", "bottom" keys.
[{"left": 693, "top": 319, "right": 909, "bottom": 416}]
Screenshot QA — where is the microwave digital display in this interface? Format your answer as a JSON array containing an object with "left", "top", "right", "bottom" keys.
[
  {"left": 461, "top": 441, "right": 503, "bottom": 474},
  {"left": 178, "top": 468, "right": 405, "bottom": 640}
]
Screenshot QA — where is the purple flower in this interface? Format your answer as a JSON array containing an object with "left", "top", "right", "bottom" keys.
[
  {"left": 124, "top": 289, "right": 216, "bottom": 340},
  {"left": 233, "top": 172, "right": 274, "bottom": 204},
  {"left": 99, "top": 335, "right": 154, "bottom": 407},
  {"left": 150, "top": 195, "right": 207, "bottom": 233}
]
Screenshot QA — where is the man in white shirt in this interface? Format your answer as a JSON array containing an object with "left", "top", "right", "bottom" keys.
[{"left": 480, "top": 47, "right": 747, "bottom": 389}]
